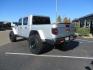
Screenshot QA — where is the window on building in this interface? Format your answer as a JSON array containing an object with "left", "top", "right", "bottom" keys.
[
  {"left": 86, "top": 22, "right": 89, "bottom": 28},
  {"left": 80, "top": 22, "right": 84, "bottom": 27}
]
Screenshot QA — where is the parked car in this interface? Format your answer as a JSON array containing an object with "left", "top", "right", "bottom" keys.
[{"left": 0, "top": 22, "right": 5, "bottom": 30}]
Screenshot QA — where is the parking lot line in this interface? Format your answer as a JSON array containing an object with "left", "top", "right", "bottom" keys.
[{"left": 5, "top": 52, "right": 93, "bottom": 60}]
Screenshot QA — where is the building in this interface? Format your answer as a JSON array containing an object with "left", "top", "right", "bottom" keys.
[{"left": 73, "top": 13, "right": 93, "bottom": 34}]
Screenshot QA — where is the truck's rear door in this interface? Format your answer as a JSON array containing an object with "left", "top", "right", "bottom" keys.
[{"left": 55, "top": 23, "right": 75, "bottom": 38}]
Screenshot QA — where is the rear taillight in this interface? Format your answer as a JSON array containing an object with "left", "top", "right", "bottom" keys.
[{"left": 52, "top": 28, "right": 58, "bottom": 35}]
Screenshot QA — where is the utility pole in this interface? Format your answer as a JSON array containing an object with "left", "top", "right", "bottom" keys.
[{"left": 56, "top": 0, "right": 58, "bottom": 19}]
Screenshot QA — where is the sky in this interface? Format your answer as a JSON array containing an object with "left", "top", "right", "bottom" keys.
[{"left": 0, "top": 0, "right": 93, "bottom": 22}]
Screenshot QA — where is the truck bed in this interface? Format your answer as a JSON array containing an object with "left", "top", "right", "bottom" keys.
[{"left": 31, "top": 23, "right": 75, "bottom": 40}]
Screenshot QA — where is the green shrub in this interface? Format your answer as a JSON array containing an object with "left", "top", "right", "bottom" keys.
[
  {"left": 75, "top": 25, "right": 90, "bottom": 36},
  {"left": 78, "top": 28, "right": 90, "bottom": 36}
]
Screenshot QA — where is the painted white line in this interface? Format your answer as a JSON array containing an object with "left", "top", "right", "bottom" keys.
[{"left": 5, "top": 52, "right": 93, "bottom": 60}]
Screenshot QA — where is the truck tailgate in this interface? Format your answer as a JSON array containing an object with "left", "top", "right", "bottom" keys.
[{"left": 56, "top": 23, "right": 75, "bottom": 38}]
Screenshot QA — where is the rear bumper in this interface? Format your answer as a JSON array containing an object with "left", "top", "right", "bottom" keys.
[
  {"left": 55, "top": 35, "right": 76, "bottom": 45},
  {"left": 45, "top": 35, "right": 76, "bottom": 45}
]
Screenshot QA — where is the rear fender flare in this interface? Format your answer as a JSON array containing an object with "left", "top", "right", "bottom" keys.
[{"left": 29, "top": 30, "right": 45, "bottom": 41}]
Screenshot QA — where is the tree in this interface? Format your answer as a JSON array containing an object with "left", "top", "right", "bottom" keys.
[
  {"left": 56, "top": 16, "right": 62, "bottom": 23},
  {"left": 63, "top": 17, "right": 68, "bottom": 23},
  {"left": 63, "top": 17, "right": 71, "bottom": 23}
]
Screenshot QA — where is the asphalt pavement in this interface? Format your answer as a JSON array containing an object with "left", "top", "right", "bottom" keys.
[
  {"left": 0, "top": 31, "right": 93, "bottom": 70},
  {"left": 0, "top": 30, "right": 10, "bottom": 46}
]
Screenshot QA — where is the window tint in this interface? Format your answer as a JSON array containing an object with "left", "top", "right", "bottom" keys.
[
  {"left": 32, "top": 16, "right": 50, "bottom": 25},
  {"left": 18, "top": 18, "right": 22, "bottom": 25},
  {"left": 23, "top": 17, "right": 28, "bottom": 25}
]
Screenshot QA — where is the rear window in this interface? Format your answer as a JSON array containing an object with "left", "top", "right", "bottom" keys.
[{"left": 32, "top": 16, "right": 50, "bottom": 25}]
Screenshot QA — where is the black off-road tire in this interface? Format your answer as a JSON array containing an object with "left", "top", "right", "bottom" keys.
[
  {"left": 9, "top": 31, "right": 16, "bottom": 42},
  {"left": 28, "top": 34, "right": 43, "bottom": 54}
]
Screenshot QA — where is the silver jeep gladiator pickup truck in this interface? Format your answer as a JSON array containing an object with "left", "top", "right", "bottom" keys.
[{"left": 10, "top": 15, "right": 76, "bottom": 54}]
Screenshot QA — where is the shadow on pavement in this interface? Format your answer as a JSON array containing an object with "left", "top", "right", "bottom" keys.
[
  {"left": 41, "top": 43, "right": 54, "bottom": 54},
  {"left": 91, "top": 61, "right": 93, "bottom": 65},
  {"left": 15, "top": 39, "right": 79, "bottom": 54},
  {"left": 55, "top": 41, "right": 79, "bottom": 51},
  {"left": 85, "top": 66, "right": 91, "bottom": 70},
  {"left": 84, "top": 61, "right": 93, "bottom": 70}
]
